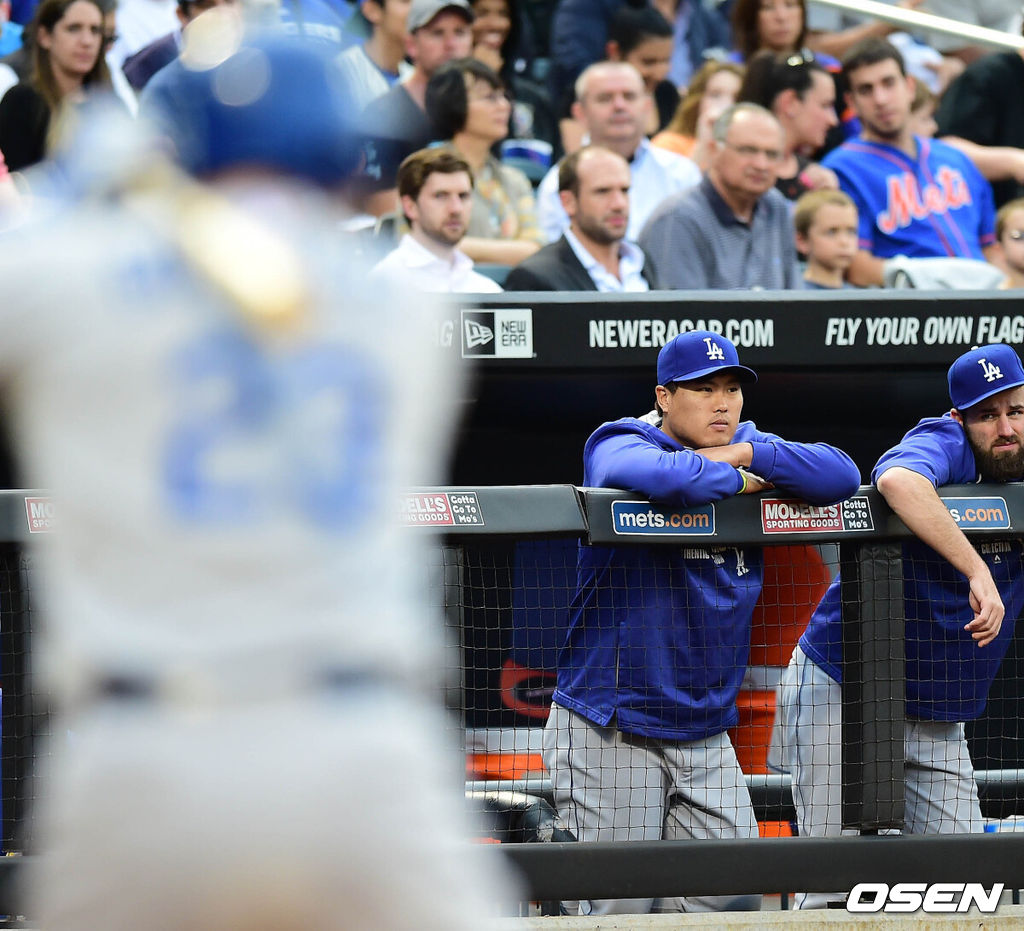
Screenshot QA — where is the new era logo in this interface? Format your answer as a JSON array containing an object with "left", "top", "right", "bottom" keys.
[
  {"left": 978, "top": 358, "right": 1003, "bottom": 383},
  {"left": 464, "top": 318, "right": 494, "bottom": 349},
  {"left": 460, "top": 309, "right": 534, "bottom": 358}
]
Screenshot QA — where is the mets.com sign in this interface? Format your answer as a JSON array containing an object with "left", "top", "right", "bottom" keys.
[
  {"left": 611, "top": 500, "right": 716, "bottom": 536},
  {"left": 941, "top": 497, "right": 1010, "bottom": 530}
]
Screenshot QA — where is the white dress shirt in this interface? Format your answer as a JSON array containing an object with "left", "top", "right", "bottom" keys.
[
  {"left": 370, "top": 234, "right": 503, "bottom": 293},
  {"left": 563, "top": 229, "right": 650, "bottom": 292},
  {"left": 537, "top": 137, "right": 701, "bottom": 243}
]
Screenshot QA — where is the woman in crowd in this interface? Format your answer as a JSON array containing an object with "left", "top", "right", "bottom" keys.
[
  {"left": 731, "top": 0, "right": 837, "bottom": 68},
  {"left": 0, "top": 0, "right": 110, "bottom": 171},
  {"left": 731, "top": 0, "right": 927, "bottom": 70},
  {"left": 736, "top": 50, "right": 838, "bottom": 199},
  {"left": 606, "top": 2, "right": 677, "bottom": 137},
  {"left": 426, "top": 57, "right": 543, "bottom": 266},
  {"left": 469, "top": 0, "right": 559, "bottom": 159},
  {"left": 651, "top": 60, "right": 743, "bottom": 170}
]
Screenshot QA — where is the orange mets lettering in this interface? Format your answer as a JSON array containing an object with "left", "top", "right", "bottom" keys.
[{"left": 878, "top": 168, "right": 972, "bottom": 234}]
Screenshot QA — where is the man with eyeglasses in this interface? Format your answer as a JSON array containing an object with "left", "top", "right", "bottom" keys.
[{"left": 638, "top": 102, "right": 802, "bottom": 289}]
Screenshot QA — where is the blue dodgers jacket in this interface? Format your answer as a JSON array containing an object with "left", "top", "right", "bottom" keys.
[
  {"left": 800, "top": 414, "right": 1022, "bottom": 721},
  {"left": 555, "top": 417, "right": 861, "bottom": 741}
]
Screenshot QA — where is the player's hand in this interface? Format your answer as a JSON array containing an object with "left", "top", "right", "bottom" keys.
[
  {"left": 696, "top": 443, "right": 753, "bottom": 468},
  {"left": 965, "top": 571, "right": 1004, "bottom": 647},
  {"left": 737, "top": 469, "right": 774, "bottom": 494}
]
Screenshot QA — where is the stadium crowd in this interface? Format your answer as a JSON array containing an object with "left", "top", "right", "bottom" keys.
[{"left": 0, "top": 0, "right": 1023, "bottom": 291}]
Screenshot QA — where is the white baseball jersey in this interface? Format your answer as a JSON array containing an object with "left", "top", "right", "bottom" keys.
[
  {"left": 9, "top": 173, "right": 519, "bottom": 930},
  {"left": 0, "top": 180, "right": 455, "bottom": 701}
]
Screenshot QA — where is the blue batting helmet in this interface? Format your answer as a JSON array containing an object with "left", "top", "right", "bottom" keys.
[{"left": 151, "top": 29, "right": 362, "bottom": 186}]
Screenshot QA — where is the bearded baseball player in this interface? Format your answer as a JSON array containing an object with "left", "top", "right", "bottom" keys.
[
  {"left": 9, "top": 31, "right": 514, "bottom": 930},
  {"left": 778, "top": 343, "right": 1024, "bottom": 908},
  {"left": 822, "top": 38, "right": 998, "bottom": 287},
  {"left": 542, "top": 330, "right": 860, "bottom": 916}
]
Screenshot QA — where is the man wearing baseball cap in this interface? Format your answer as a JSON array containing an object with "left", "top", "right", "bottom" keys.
[
  {"left": 778, "top": 343, "right": 1024, "bottom": 908},
  {"left": 359, "top": 0, "right": 473, "bottom": 211},
  {"left": 542, "top": 330, "right": 859, "bottom": 915}
]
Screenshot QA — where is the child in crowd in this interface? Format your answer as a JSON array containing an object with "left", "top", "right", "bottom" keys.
[
  {"left": 908, "top": 81, "right": 938, "bottom": 139},
  {"left": 794, "top": 189, "right": 859, "bottom": 289},
  {"left": 996, "top": 198, "right": 1024, "bottom": 289}
]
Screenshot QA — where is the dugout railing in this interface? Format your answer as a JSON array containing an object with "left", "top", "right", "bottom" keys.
[
  {"left": 412, "top": 483, "right": 1024, "bottom": 905},
  {"left": 1, "top": 483, "right": 1024, "bottom": 910}
]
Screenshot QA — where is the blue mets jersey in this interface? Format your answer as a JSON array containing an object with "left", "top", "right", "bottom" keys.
[{"left": 822, "top": 136, "right": 996, "bottom": 261}]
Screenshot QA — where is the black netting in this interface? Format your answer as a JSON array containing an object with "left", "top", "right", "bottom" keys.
[{"left": 0, "top": 546, "right": 40, "bottom": 854}]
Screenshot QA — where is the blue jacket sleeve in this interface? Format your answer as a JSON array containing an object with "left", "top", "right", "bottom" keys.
[
  {"left": 585, "top": 430, "right": 745, "bottom": 507},
  {"left": 744, "top": 428, "right": 861, "bottom": 505},
  {"left": 870, "top": 416, "right": 970, "bottom": 487}
]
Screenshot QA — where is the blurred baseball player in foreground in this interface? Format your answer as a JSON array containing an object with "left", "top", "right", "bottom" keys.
[
  {"left": 542, "top": 331, "right": 860, "bottom": 915},
  {"left": 5, "top": 28, "right": 515, "bottom": 930},
  {"left": 777, "top": 343, "right": 1024, "bottom": 908}
]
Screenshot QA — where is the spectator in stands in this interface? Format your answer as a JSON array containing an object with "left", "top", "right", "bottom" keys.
[
  {"left": 778, "top": 343, "right": 1024, "bottom": 907},
  {"left": 606, "top": 3, "right": 677, "bottom": 137},
  {"left": 729, "top": 0, "right": 853, "bottom": 152},
  {"left": 505, "top": 145, "right": 658, "bottom": 290},
  {"left": 469, "top": 0, "right": 558, "bottom": 157},
  {"left": 537, "top": 61, "right": 700, "bottom": 243},
  {"left": 733, "top": 0, "right": 929, "bottom": 71},
  {"left": 793, "top": 189, "right": 859, "bottom": 288},
  {"left": 370, "top": 147, "right": 503, "bottom": 291},
  {"left": 731, "top": 0, "right": 835, "bottom": 67},
  {"left": 822, "top": 38, "right": 997, "bottom": 287},
  {"left": 121, "top": 0, "right": 238, "bottom": 91},
  {"left": 561, "top": 4, "right": 679, "bottom": 156},
  {"left": 359, "top": 0, "right": 473, "bottom": 206},
  {"left": 996, "top": 198, "right": 1024, "bottom": 289},
  {"left": 559, "top": 3, "right": 678, "bottom": 155},
  {"left": 543, "top": 328, "right": 859, "bottom": 916},
  {"left": 639, "top": 103, "right": 802, "bottom": 289},
  {"left": 0, "top": 0, "right": 111, "bottom": 172},
  {"left": 651, "top": 59, "right": 743, "bottom": 168},
  {"left": 936, "top": 38, "right": 1024, "bottom": 208},
  {"left": 425, "top": 57, "right": 543, "bottom": 265},
  {"left": 736, "top": 50, "right": 837, "bottom": 200},
  {"left": 547, "top": 0, "right": 730, "bottom": 111},
  {"left": 335, "top": 0, "right": 412, "bottom": 112}
]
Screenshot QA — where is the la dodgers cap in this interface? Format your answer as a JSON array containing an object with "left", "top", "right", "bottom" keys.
[
  {"left": 948, "top": 343, "right": 1024, "bottom": 410},
  {"left": 407, "top": 0, "right": 473, "bottom": 32},
  {"left": 657, "top": 331, "right": 758, "bottom": 386}
]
